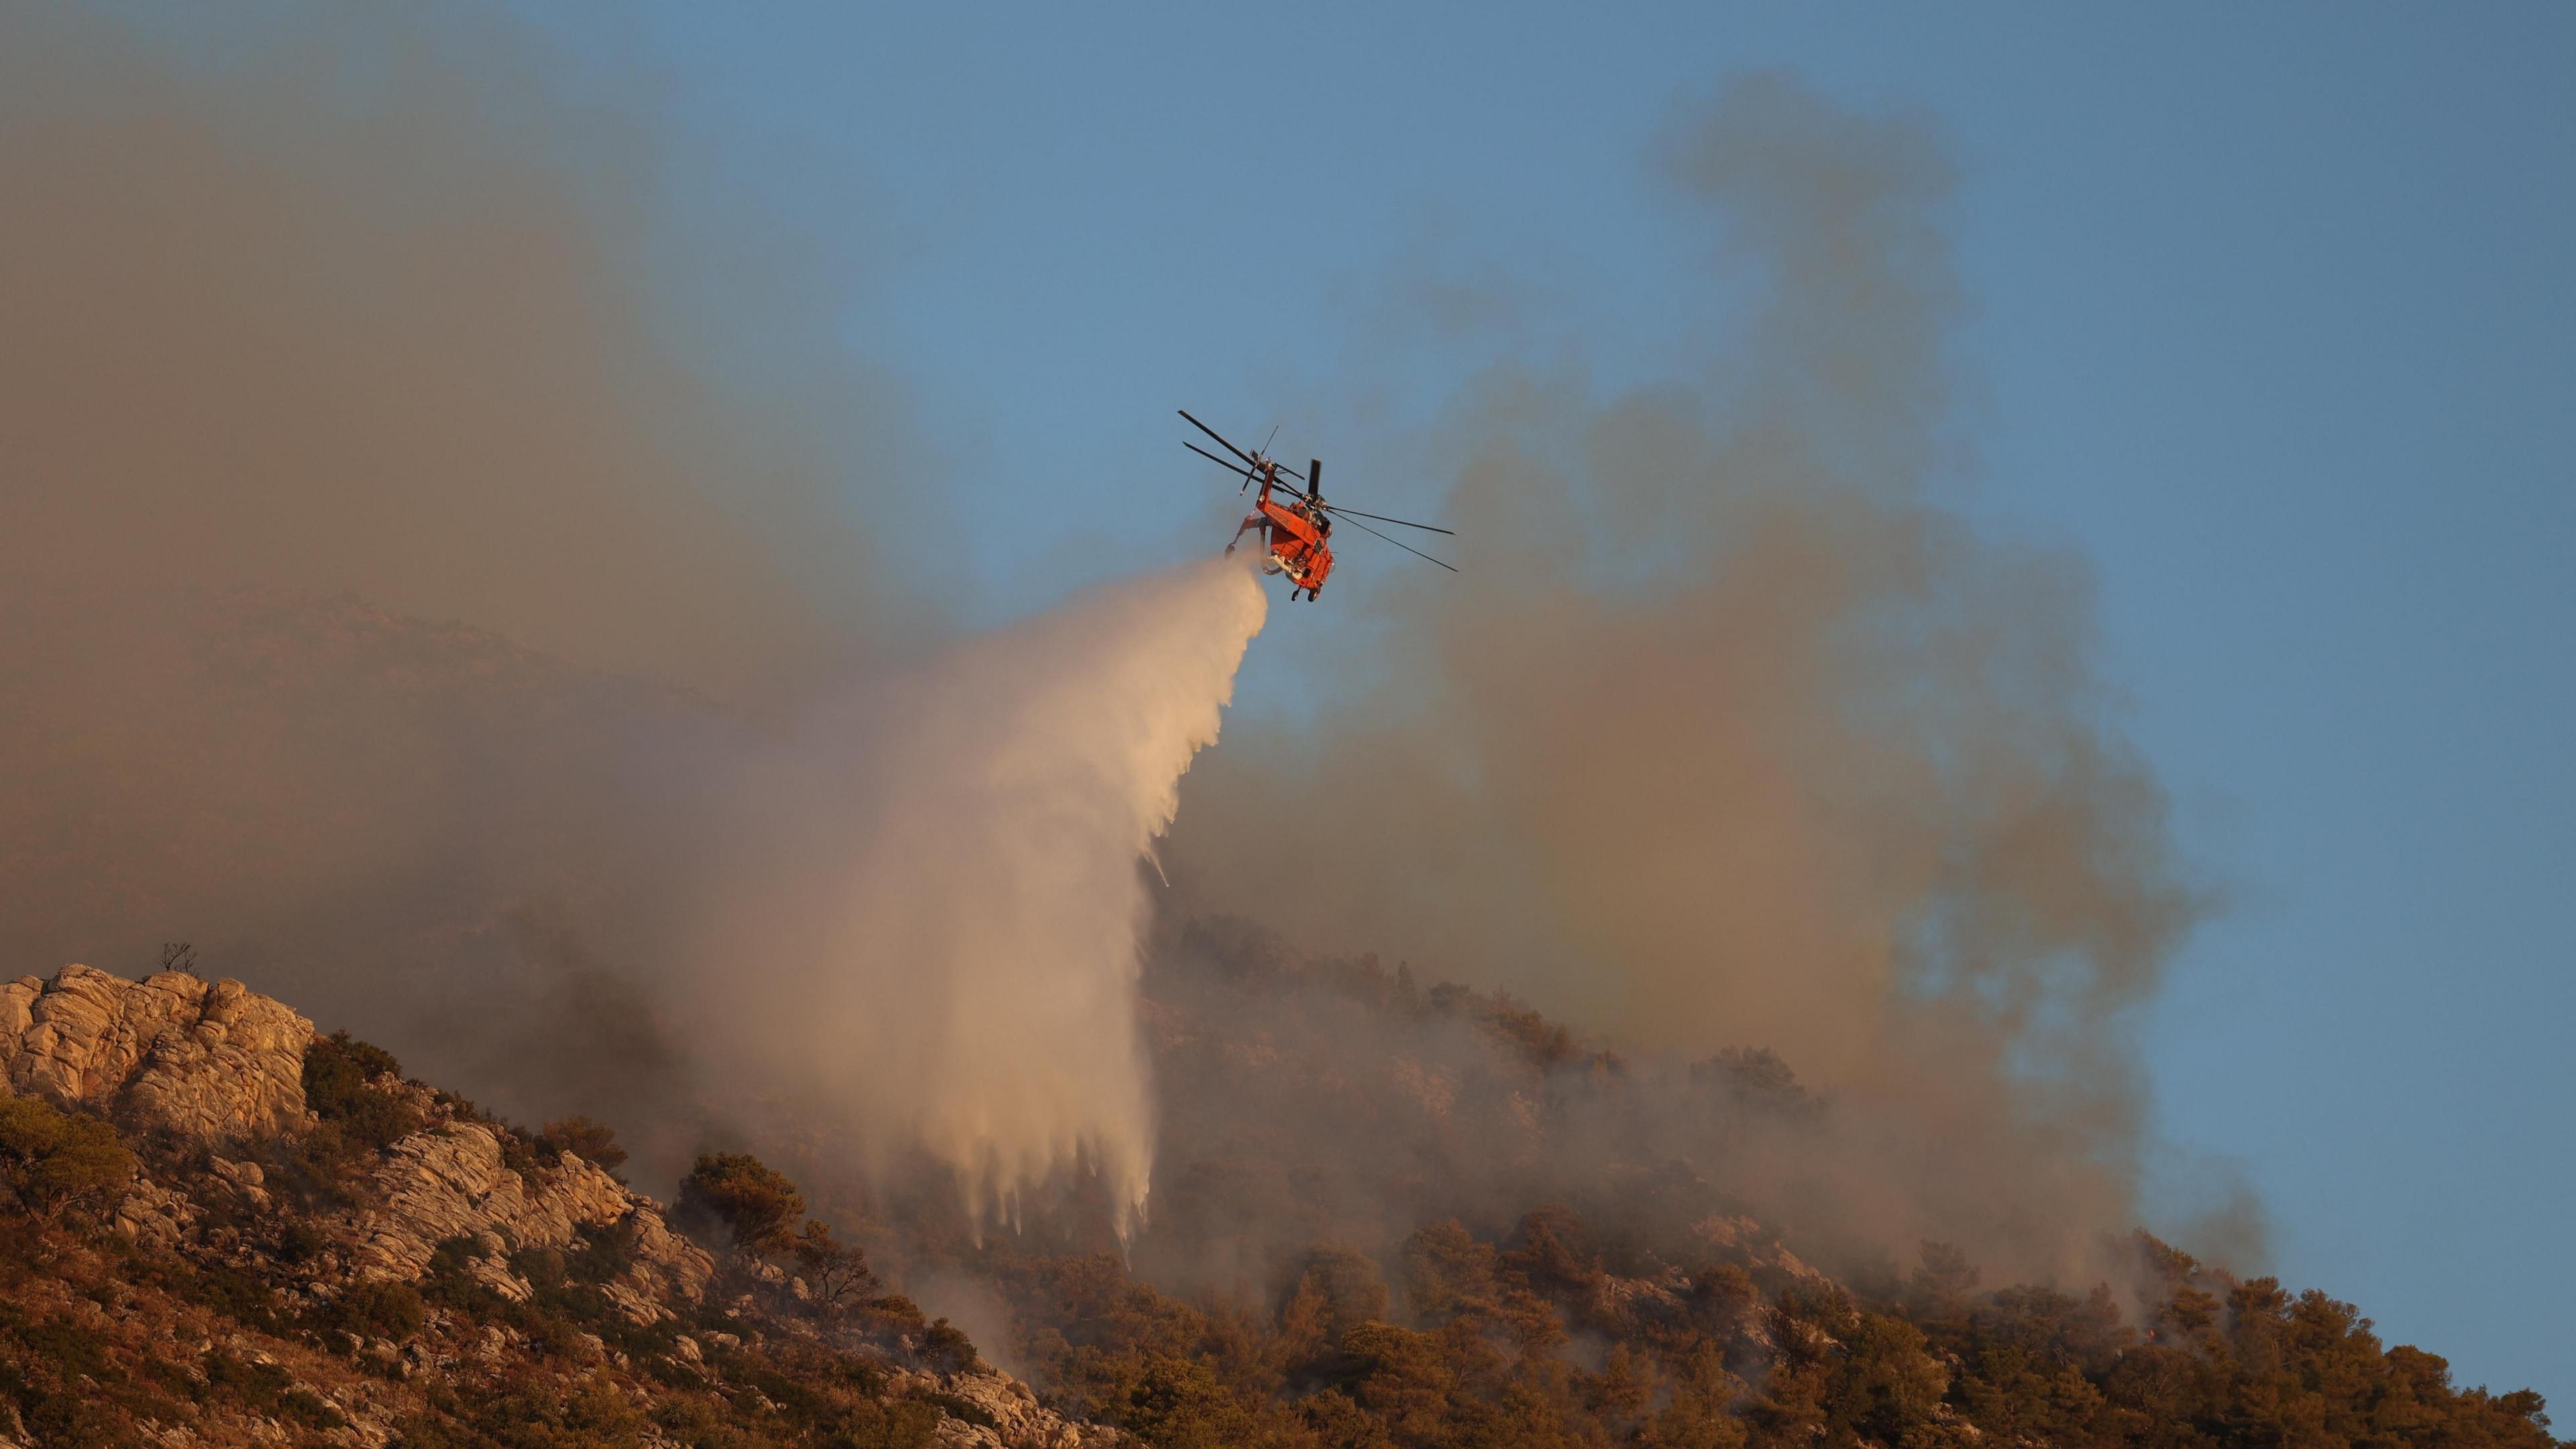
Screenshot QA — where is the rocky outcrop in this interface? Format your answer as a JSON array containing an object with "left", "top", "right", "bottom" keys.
[
  {"left": 1691, "top": 1212, "right": 1828, "bottom": 1281},
  {"left": 111, "top": 1173, "right": 198, "bottom": 1250},
  {"left": 893, "top": 1366, "right": 1128, "bottom": 1449},
  {"left": 0, "top": 961, "right": 1118, "bottom": 1448},
  {"left": 0, "top": 965, "right": 311, "bottom": 1142},
  {"left": 342, "top": 1120, "right": 712, "bottom": 1310}
]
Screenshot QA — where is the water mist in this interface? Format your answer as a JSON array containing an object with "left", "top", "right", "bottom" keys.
[{"left": 692, "top": 559, "right": 1270, "bottom": 1236}]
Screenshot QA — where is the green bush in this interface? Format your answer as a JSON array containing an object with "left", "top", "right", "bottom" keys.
[
  {"left": 302, "top": 1031, "right": 425, "bottom": 1150},
  {"left": 498, "top": 1130, "right": 541, "bottom": 1176},
  {"left": 273, "top": 1217, "right": 327, "bottom": 1264},
  {"left": 823, "top": 1396, "right": 943, "bottom": 1449},
  {"left": 0, "top": 1093, "right": 133, "bottom": 1222},
  {"left": 163, "top": 1258, "right": 286, "bottom": 1333},
  {"left": 862, "top": 1294, "right": 928, "bottom": 1338},
  {"left": 917, "top": 1318, "right": 978, "bottom": 1376},
  {"left": 568, "top": 1219, "right": 639, "bottom": 1286},
  {"left": 302, "top": 1030, "right": 400, "bottom": 1108},
  {"left": 333, "top": 1279, "right": 427, "bottom": 1342}
]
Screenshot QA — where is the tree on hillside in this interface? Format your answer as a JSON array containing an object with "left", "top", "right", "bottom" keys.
[
  {"left": 678, "top": 1151, "right": 805, "bottom": 1255},
  {"left": 535, "top": 1116, "right": 628, "bottom": 1179},
  {"left": 792, "top": 1219, "right": 880, "bottom": 1308}
]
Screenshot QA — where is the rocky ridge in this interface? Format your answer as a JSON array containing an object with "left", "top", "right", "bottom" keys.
[{"left": 0, "top": 964, "right": 1119, "bottom": 1449}]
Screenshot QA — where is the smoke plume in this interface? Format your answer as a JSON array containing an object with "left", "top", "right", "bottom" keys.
[{"left": 1164, "top": 75, "right": 2219, "bottom": 1283}]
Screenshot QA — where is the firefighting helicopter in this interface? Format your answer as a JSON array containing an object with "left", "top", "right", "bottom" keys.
[{"left": 1179, "top": 410, "right": 1456, "bottom": 601}]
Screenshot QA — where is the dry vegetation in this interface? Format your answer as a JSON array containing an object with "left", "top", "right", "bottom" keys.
[{"left": 0, "top": 1030, "right": 1040, "bottom": 1449}]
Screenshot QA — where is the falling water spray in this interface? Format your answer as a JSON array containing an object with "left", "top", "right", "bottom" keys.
[{"left": 694, "top": 558, "right": 1270, "bottom": 1238}]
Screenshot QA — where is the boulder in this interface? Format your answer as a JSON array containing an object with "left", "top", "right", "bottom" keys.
[
  {"left": 111, "top": 1175, "right": 197, "bottom": 1250},
  {"left": 0, "top": 965, "right": 311, "bottom": 1142}
]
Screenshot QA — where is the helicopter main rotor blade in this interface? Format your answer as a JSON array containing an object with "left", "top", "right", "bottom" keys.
[
  {"left": 1252, "top": 459, "right": 1314, "bottom": 498},
  {"left": 1177, "top": 410, "right": 1258, "bottom": 467},
  {"left": 1186, "top": 441, "right": 1318, "bottom": 500},
  {"left": 1317, "top": 502, "right": 1454, "bottom": 536},
  {"left": 1183, "top": 441, "right": 1255, "bottom": 479},
  {"left": 1332, "top": 512, "right": 1460, "bottom": 572}
]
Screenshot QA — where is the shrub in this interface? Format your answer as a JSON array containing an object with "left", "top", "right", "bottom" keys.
[
  {"left": 423, "top": 1236, "right": 504, "bottom": 1315},
  {"left": 496, "top": 1130, "right": 540, "bottom": 1176},
  {"left": 0, "top": 1093, "right": 133, "bottom": 1222},
  {"left": 335, "top": 1092, "right": 423, "bottom": 1150},
  {"left": 432, "top": 1088, "right": 491, "bottom": 1125},
  {"left": 164, "top": 1258, "right": 286, "bottom": 1333},
  {"left": 272, "top": 1218, "right": 327, "bottom": 1265},
  {"left": 302, "top": 1030, "right": 400, "bottom": 1108},
  {"left": 918, "top": 1318, "right": 979, "bottom": 1375},
  {"left": 332, "top": 1279, "right": 427, "bottom": 1342},
  {"left": 268, "top": 1121, "right": 359, "bottom": 1208},
  {"left": 1693, "top": 1046, "right": 1822, "bottom": 1118},
  {"left": 863, "top": 1294, "right": 929, "bottom": 1337},
  {"left": 301, "top": 1032, "right": 424, "bottom": 1150},
  {"left": 568, "top": 1218, "right": 639, "bottom": 1286},
  {"left": 204, "top": 1352, "right": 343, "bottom": 1429},
  {"left": 824, "top": 1396, "right": 943, "bottom": 1448}
]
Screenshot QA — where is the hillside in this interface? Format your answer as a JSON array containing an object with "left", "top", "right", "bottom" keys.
[
  {"left": 1, "top": 959, "right": 2559, "bottom": 1449},
  {"left": 0, "top": 965, "right": 1112, "bottom": 1448}
]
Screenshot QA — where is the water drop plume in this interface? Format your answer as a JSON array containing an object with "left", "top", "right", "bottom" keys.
[{"left": 689, "top": 559, "right": 1269, "bottom": 1236}]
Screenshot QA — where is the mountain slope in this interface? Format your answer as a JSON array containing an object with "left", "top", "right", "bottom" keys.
[
  {"left": 0, "top": 959, "right": 2559, "bottom": 1449},
  {"left": 0, "top": 965, "right": 1112, "bottom": 1449}
]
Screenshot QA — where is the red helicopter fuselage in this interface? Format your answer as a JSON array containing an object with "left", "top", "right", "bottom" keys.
[{"left": 1244, "top": 473, "right": 1336, "bottom": 595}]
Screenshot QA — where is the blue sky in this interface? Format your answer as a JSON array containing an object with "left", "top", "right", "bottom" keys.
[{"left": 526, "top": 1, "right": 2567, "bottom": 1399}]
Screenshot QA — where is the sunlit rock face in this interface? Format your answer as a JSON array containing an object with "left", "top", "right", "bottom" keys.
[{"left": 0, "top": 964, "right": 313, "bottom": 1142}]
